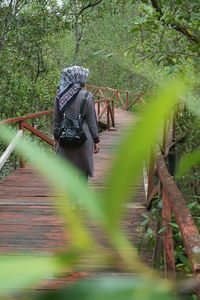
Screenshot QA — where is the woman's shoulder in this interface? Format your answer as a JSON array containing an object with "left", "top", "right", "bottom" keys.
[{"left": 79, "top": 89, "right": 93, "bottom": 100}]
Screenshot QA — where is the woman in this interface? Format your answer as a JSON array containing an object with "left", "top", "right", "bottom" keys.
[{"left": 53, "top": 66, "right": 100, "bottom": 180}]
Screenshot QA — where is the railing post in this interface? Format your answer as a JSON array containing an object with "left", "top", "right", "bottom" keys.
[
  {"left": 19, "top": 121, "right": 25, "bottom": 168},
  {"left": 162, "top": 187, "right": 176, "bottom": 278},
  {"left": 111, "top": 100, "right": 115, "bottom": 127},
  {"left": 106, "top": 103, "right": 110, "bottom": 130},
  {"left": 97, "top": 102, "right": 100, "bottom": 116},
  {"left": 116, "top": 92, "right": 119, "bottom": 108},
  {"left": 125, "top": 92, "right": 129, "bottom": 110},
  {"left": 147, "top": 149, "right": 155, "bottom": 200}
]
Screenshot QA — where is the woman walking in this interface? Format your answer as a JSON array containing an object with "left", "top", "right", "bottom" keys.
[{"left": 53, "top": 66, "right": 100, "bottom": 180}]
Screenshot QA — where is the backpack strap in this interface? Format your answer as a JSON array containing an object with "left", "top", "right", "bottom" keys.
[
  {"left": 63, "top": 91, "right": 89, "bottom": 120},
  {"left": 78, "top": 91, "right": 89, "bottom": 120}
]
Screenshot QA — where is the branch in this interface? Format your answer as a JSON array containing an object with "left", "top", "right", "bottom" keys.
[
  {"left": 0, "top": 0, "right": 27, "bottom": 50},
  {"left": 150, "top": 0, "right": 199, "bottom": 43},
  {"left": 150, "top": 0, "right": 162, "bottom": 15},
  {"left": 142, "top": 51, "right": 200, "bottom": 60},
  {"left": 170, "top": 23, "right": 199, "bottom": 43},
  {"left": 78, "top": 0, "right": 103, "bottom": 15},
  {"left": 35, "top": 49, "right": 46, "bottom": 83}
]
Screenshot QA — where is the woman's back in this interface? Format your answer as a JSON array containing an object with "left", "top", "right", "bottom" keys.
[{"left": 53, "top": 66, "right": 100, "bottom": 179}]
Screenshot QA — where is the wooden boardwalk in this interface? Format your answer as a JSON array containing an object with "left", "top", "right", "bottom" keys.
[{"left": 0, "top": 109, "right": 154, "bottom": 290}]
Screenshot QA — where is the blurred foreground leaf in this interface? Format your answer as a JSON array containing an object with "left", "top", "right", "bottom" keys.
[
  {"left": 176, "top": 149, "right": 200, "bottom": 178},
  {"left": 0, "top": 255, "right": 63, "bottom": 295},
  {"left": 0, "top": 126, "right": 104, "bottom": 225},
  {"left": 0, "top": 126, "right": 103, "bottom": 292},
  {"left": 103, "top": 78, "right": 186, "bottom": 229},
  {"left": 35, "top": 277, "right": 173, "bottom": 300}
]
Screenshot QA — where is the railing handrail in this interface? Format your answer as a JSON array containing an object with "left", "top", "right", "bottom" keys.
[
  {"left": 156, "top": 153, "right": 200, "bottom": 273},
  {"left": 86, "top": 85, "right": 146, "bottom": 110},
  {"left": 0, "top": 88, "right": 118, "bottom": 168},
  {"left": 0, "top": 85, "right": 144, "bottom": 128},
  {"left": 0, "top": 130, "right": 23, "bottom": 170},
  {"left": 87, "top": 84, "right": 148, "bottom": 96},
  {"left": 0, "top": 110, "right": 53, "bottom": 125},
  {"left": 0, "top": 99, "right": 113, "bottom": 125},
  {"left": 146, "top": 108, "right": 200, "bottom": 293}
]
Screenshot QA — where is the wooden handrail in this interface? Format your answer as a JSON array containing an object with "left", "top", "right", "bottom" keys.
[
  {"left": 87, "top": 84, "right": 149, "bottom": 96},
  {"left": 0, "top": 110, "right": 53, "bottom": 125},
  {"left": 22, "top": 121, "right": 54, "bottom": 146},
  {"left": 0, "top": 89, "right": 118, "bottom": 168},
  {"left": 157, "top": 154, "right": 200, "bottom": 275},
  {"left": 87, "top": 85, "right": 146, "bottom": 111},
  {"left": 0, "top": 130, "right": 23, "bottom": 170},
  {"left": 145, "top": 106, "right": 200, "bottom": 297}
]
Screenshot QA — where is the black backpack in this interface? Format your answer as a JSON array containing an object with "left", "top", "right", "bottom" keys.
[{"left": 58, "top": 92, "right": 88, "bottom": 148}]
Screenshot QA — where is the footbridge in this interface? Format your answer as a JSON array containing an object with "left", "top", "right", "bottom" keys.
[{"left": 0, "top": 85, "right": 200, "bottom": 295}]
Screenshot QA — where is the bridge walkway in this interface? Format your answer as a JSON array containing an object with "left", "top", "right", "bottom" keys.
[{"left": 0, "top": 108, "right": 154, "bottom": 290}]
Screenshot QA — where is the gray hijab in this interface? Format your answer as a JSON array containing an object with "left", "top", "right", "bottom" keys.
[{"left": 57, "top": 66, "right": 89, "bottom": 112}]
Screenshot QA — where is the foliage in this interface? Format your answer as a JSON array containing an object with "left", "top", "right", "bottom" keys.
[
  {"left": 35, "top": 277, "right": 173, "bottom": 300},
  {"left": 0, "top": 0, "right": 200, "bottom": 296},
  {"left": 0, "top": 0, "right": 66, "bottom": 120}
]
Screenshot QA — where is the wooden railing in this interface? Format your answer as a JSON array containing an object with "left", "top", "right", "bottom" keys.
[
  {"left": 146, "top": 114, "right": 200, "bottom": 296},
  {"left": 0, "top": 130, "right": 23, "bottom": 170},
  {"left": 86, "top": 85, "right": 146, "bottom": 110},
  {"left": 0, "top": 110, "right": 54, "bottom": 168},
  {"left": 0, "top": 91, "right": 119, "bottom": 168}
]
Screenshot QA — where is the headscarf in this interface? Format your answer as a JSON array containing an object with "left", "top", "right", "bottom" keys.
[{"left": 56, "top": 66, "right": 89, "bottom": 112}]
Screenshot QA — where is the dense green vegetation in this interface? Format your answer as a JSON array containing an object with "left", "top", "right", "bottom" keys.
[
  {"left": 0, "top": 0, "right": 200, "bottom": 299},
  {"left": 1, "top": 0, "right": 199, "bottom": 191}
]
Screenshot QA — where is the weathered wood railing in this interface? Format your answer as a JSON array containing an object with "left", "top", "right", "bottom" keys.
[
  {"left": 0, "top": 110, "right": 54, "bottom": 168},
  {"left": 0, "top": 86, "right": 145, "bottom": 169},
  {"left": 146, "top": 113, "right": 200, "bottom": 296},
  {"left": 0, "top": 93, "right": 117, "bottom": 168},
  {"left": 87, "top": 85, "right": 146, "bottom": 110},
  {"left": 0, "top": 130, "right": 23, "bottom": 170}
]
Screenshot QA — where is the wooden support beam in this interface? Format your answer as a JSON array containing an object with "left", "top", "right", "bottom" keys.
[
  {"left": 23, "top": 122, "right": 54, "bottom": 146},
  {"left": 162, "top": 188, "right": 176, "bottom": 278},
  {"left": 157, "top": 154, "right": 200, "bottom": 274}
]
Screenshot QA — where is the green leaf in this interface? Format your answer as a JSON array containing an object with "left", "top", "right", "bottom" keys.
[
  {"left": 103, "top": 78, "right": 186, "bottom": 230},
  {"left": 178, "top": 253, "right": 189, "bottom": 266},
  {"left": 0, "top": 125, "right": 103, "bottom": 251},
  {"left": 187, "top": 202, "right": 197, "bottom": 209},
  {"left": 93, "top": 49, "right": 105, "bottom": 56},
  {"left": 169, "top": 222, "right": 179, "bottom": 229},
  {"left": 36, "top": 277, "right": 174, "bottom": 300},
  {"left": 0, "top": 125, "right": 104, "bottom": 223},
  {"left": 105, "top": 53, "right": 114, "bottom": 58},
  {"left": 140, "top": 219, "right": 149, "bottom": 226},
  {"left": 140, "top": 213, "right": 150, "bottom": 219},
  {"left": 176, "top": 149, "right": 200, "bottom": 178},
  {"left": 0, "top": 255, "right": 63, "bottom": 295},
  {"left": 158, "top": 226, "right": 167, "bottom": 235}
]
